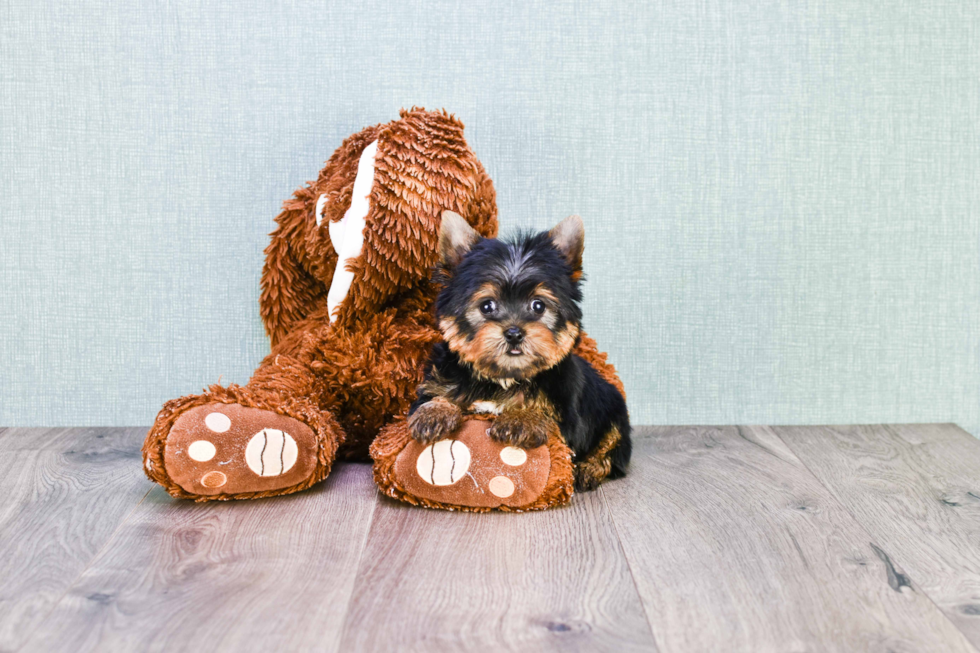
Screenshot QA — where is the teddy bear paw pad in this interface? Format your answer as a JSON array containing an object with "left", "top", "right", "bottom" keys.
[
  {"left": 392, "top": 420, "right": 552, "bottom": 509},
  {"left": 163, "top": 404, "right": 317, "bottom": 497},
  {"left": 415, "top": 439, "right": 471, "bottom": 486}
]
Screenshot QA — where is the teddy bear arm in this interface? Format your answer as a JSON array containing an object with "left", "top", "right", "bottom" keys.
[{"left": 260, "top": 201, "right": 330, "bottom": 348}]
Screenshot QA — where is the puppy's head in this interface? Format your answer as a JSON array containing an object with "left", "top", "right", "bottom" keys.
[{"left": 435, "top": 211, "right": 585, "bottom": 381}]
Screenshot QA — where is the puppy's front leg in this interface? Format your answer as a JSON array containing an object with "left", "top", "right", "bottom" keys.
[
  {"left": 409, "top": 397, "right": 463, "bottom": 444},
  {"left": 487, "top": 408, "right": 553, "bottom": 449}
]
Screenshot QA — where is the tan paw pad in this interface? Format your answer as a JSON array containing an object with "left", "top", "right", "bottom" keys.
[
  {"left": 488, "top": 476, "right": 515, "bottom": 498},
  {"left": 201, "top": 471, "right": 226, "bottom": 488}
]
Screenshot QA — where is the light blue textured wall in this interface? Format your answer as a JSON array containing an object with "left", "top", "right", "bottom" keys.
[{"left": 1, "top": 1, "right": 978, "bottom": 433}]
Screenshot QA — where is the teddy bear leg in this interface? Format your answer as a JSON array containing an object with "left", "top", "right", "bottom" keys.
[{"left": 143, "top": 357, "right": 345, "bottom": 501}]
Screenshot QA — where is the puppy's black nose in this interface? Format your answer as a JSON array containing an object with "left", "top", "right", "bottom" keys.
[{"left": 504, "top": 326, "right": 525, "bottom": 344}]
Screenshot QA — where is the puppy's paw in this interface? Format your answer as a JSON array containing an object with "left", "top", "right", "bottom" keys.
[
  {"left": 487, "top": 411, "right": 550, "bottom": 449},
  {"left": 574, "top": 458, "right": 612, "bottom": 492},
  {"left": 409, "top": 398, "right": 462, "bottom": 444}
]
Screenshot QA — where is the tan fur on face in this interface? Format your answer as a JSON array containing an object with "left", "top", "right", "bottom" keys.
[
  {"left": 522, "top": 321, "right": 579, "bottom": 373},
  {"left": 464, "top": 282, "right": 500, "bottom": 327},
  {"left": 440, "top": 316, "right": 579, "bottom": 381},
  {"left": 439, "top": 316, "right": 506, "bottom": 377},
  {"left": 439, "top": 280, "right": 578, "bottom": 381},
  {"left": 531, "top": 284, "right": 561, "bottom": 331},
  {"left": 533, "top": 284, "right": 559, "bottom": 304}
]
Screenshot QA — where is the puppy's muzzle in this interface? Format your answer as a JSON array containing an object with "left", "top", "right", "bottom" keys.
[{"left": 503, "top": 326, "right": 525, "bottom": 345}]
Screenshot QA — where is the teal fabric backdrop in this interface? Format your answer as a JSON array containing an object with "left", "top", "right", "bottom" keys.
[{"left": 1, "top": 1, "right": 978, "bottom": 434}]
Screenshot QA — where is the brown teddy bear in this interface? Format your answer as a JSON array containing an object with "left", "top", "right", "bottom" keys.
[{"left": 142, "top": 108, "right": 623, "bottom": 507}]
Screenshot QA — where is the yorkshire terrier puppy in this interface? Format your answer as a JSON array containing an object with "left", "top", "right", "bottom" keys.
[{"left": 408, "top": 211, "right": 631, "bottom": 490}]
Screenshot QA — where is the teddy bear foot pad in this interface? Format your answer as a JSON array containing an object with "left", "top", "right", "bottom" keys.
[
  {"left": 163, "top": 403, "right": 318, "bottom": 497},
  {"left": 376, "top": 418, "right": 574, "bottom": 511}
]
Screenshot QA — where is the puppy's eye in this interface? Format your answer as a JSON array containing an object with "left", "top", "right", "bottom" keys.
[
  {"left": 480, "top": 299, "right": 497, "bottom": 315},
  {"left": 530, "top": 299, "right": 546, "bottom": 314}
]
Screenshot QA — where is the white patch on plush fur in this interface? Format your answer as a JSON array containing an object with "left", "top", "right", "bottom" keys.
[
  {"left": 470, "top": 401, "right": 502, "bottom": 415},
  {"left": 315, "top": 193, "right": 329, "bottom": 227},
  {"left": 327, "top": 210, "right": 345, "bottom": 250},
  {"left": 327, "top": 139, "right": 378, "bottom": 322}
]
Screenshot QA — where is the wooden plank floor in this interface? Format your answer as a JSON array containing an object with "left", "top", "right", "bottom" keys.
[{"left": 2, "top": 425, "right": 979, "bottom": 653}]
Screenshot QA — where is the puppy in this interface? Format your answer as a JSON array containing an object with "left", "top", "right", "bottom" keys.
[{"left": 408, "top": 211, "right": 631, "bottom": 491}]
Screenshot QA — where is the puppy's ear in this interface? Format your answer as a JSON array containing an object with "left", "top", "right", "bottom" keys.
[
  {"left": 439, "top": 210, "right": 482, "bottom": 268},
  {"left": 549, "top": 215, "right": 585, "bottom": 273}
]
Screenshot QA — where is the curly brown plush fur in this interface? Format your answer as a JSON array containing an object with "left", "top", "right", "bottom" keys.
[{"left": 142, "top": 108, "right": 625, "bottom": 503}]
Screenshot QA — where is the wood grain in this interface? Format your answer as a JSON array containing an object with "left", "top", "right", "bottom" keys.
[
  {"left": 21, "top": 462, "right": 379, "bottom": 653},
  {"left": 0, "top": 426, "right": 142, "bottom": 452},
  {"left": 339, "top": 491, "right": 658, "bottom": 652},
  {"left": 774, "top": 424, "right": 980, "bottom": 647},
  {"left": 9, "top": 425, "right": 980, "bottom": 652},
  {"left": 603, "top": 425, "right": 977, "bottom": 653},
  {"left": 0, "top": 427, "right": 150, "bottom": 651}
]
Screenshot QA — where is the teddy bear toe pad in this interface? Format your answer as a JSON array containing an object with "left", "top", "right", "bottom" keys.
[
  {"left": 164, "top": 403, "right": 317, "bottom": 497},
  {"left": 393, "top": 420, "right": 552, "bottom": 508}
]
